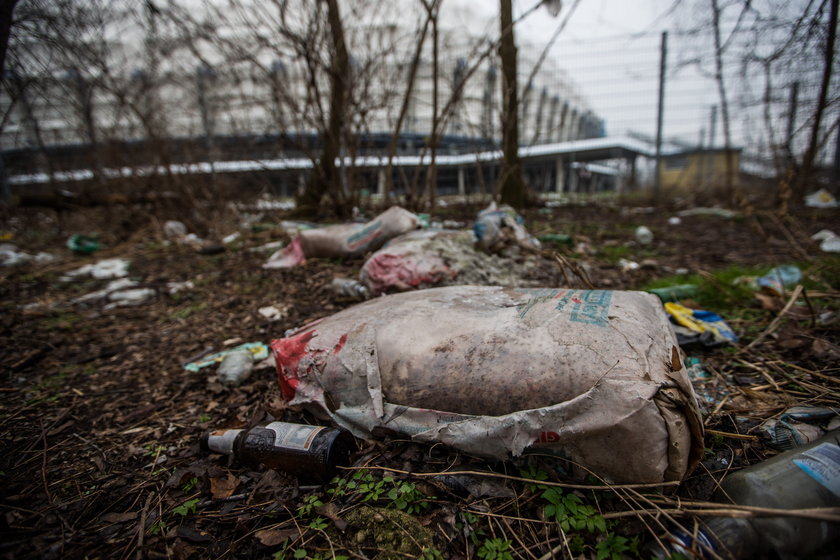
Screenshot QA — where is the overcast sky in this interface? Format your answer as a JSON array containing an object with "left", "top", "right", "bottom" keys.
[{"left": 434, "top": 0, "right": 747, "bottom": 149}]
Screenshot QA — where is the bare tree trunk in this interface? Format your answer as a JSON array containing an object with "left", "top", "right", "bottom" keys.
[
  {"left": 298, "top": 0, "right": 350, "bottom": 218},
  {"left": 383, "top": 0, "right": 435, "bottom": 202},
  {"left": 425, "top": 6, "right": 439, "bottom": 210},
  {"left": 798, "top": 0, "right": 838, "bottom": 195},
  {"left": 0, "top": 0, "right": 18, "bottom": 78},
  {"left": 711, "top": 0, "right": 735, "bottom": 200},
  {"left": 498, "top": 0, "right": 527, "bottom": 209}
]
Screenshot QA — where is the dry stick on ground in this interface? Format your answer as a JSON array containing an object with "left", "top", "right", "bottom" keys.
[
  {"left": 743, "top": 284, "right": 804, "bottom": 352},
  {"left": 553, "top": 252, "right": 594, "bottom": 289}
]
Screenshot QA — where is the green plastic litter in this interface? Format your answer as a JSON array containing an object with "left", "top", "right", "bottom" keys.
[
  {"left": 648, "top": 284, "right": 698, "bottom": 302},
  {"left": 184, "top": 342, "right": 268, "bottom": 372},
  {"left": 537, "top": 233, "right": 573, "bottom": 245},
  {"left": 67, "top": 234, "right": 101, "bottom": 254}
]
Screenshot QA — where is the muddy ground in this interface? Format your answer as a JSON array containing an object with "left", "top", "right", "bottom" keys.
[{"left": 1, "top": 192, "right": 838, "bottom": 560}]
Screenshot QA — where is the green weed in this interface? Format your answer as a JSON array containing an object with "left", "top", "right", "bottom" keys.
[{"left": 477, "top": 538, "right": 514, "bottom": 560}]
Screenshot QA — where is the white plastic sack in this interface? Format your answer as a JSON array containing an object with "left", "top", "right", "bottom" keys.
[
  {"left": 264, "top": 206, "right": 421, "bottom": 268},
  {"left": 272, "top": 286, "right": 704, "bottom": 483}
]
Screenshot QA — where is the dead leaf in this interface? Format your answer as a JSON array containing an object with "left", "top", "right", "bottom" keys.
[
  {"left": 210, "top": 472, "right": 239, "bottom": 499},
  {"left": 101, "top": 511, "right": 138, "bottom": 524},
  {"left": 255, "top": 528, "right": 299, "bottom": 547},
  {"left": 315, "top": 502, "right": 348, "bottom": 531},
  {"left": 811, "top": 338, "right": 840, "bottom": 360},
  {"left": 670, "top": 346, "right": 681, "bottom": 372}
]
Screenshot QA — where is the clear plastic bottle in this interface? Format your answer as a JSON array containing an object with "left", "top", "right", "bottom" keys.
[
  {"left": 329, "top": 278, "right": 370, "bottom": 301},
  {"left": 651, "top": 430, "right": 840, "bottom": 559},
  {"left": 201, "top": 422, "right": 356, "bottom": 482}
]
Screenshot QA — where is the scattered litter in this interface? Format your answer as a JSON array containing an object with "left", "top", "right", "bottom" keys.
[
  {"left": 665, "top": 302, "right": 738, "bottom": 346},
  {"left": 258, "top": 305, "right": 288, "bottom": 322},
  {"left": 184, "top": 342, "right": 268, "bottom": 373},
  {"left": 249, "top": 240, "right": 286, "bottom": 253},
  {"left": 329, "top": 277, "right": 370, "bottom": 301},
  {"left": 634, "top": 225, "right": 653, "bottom": 245},
  {"left": 272, "top": 286, "right": 703, "bottom": 484},
  {"left": 66, "top": 234, "right": 101, "bottom": 254},
  {"left": 804, "top": 188, "right": 838, "bottom": 208},
  {"left": 812, "top": 229, "right": 840, "bottom": 253},
  {"left": 105, "top": 288, "right": 156, "bottom": 309},
  {"left": 667, "top": 217, "right": 682, "bottom": 226},
  {"left": 537, "top": 233, "right": 573, "bottom": 245},
  {"left": 0, "top": 244, "right": 56, "bottom": 266},
  {"left": 279, "top": 220, "right": 316, "bottom": 236},
  {"left": 222, "top": 232, "right": 241, "bottom": 245},
  {"left": 676, "top": 207, "right": 737, "bottom": 218},
  {"left": 648, "top": 284, "right": 699, "bottom": 303},
  {"left": 759, "top": 406, "right": 839, "bottom": 450},
  {"left": 163, "top": 220, "right": 188, "bottom": 239},
  {"left": 254, "top": 198, "right": 296, "bottom": 211},
  {"left": 684, "top": 356, "right": 711, "bottom": 381},
  {"left": 62, "top": 258, "right": 130, "bottom": 281},
  {"left": 166, "top": 281, "right": 194, "bottom": 295},
  {"left": 618, "top": 258, "right": 640, "bottom": 272},
  {"left": 217, "top": 349, "right": 254, "bottom": 386},
  {"left": 264, "top": 206, "right": 420, "bottom": 269},
  {"left": 473, "top": 202, "right": 540, "bottom": 254},
  {"left": 71, "top": 278, "right": 138, "bottom": 304},
  {"left": 735, "top": 265, "right": 802, "bottom": 295}
]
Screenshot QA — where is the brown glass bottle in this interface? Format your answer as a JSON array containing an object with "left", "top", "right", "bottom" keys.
[{"left": 201, "top": 422, "right": 355, "bottom": 482}]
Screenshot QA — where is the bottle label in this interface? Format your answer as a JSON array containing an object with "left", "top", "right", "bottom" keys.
[
  {"left": 265, "top": 422, "right": 324, "bottom": 451},
  {"left": 793, "top": 442, "right": 840, "bottom": 498}
]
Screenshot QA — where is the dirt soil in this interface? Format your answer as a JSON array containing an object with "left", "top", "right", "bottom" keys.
[{"left": 1, "top": 195, "right": 838, "bottom": 560}]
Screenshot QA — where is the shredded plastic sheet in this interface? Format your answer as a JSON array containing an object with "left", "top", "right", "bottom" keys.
[
  {"left": 665, "top": 302, "right": 738, "bottom": 345},
  {"left": 264, "top": 207, "right": 420, "bottom": 269},
  {"left": 272, "top": 286, "right": 704, "bottom": 484},
  {"left": 184, "top": 342, "right": 268, "bottom": 372}
]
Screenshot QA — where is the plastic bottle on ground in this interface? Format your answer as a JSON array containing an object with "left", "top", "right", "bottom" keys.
[{"left": 649, "top": 429, "right": 840, "bottom": 559}]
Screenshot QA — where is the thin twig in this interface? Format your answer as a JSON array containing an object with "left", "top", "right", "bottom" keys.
[{"left": 743, "top": 284, "right": 804, "bottom": 352}]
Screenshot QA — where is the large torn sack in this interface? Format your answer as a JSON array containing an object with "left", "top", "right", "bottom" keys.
[
  {"left": 272, "top": 286, "right": 704, "bottom": 483},
  {"left": 359, "top": 230, "right": 461, "bottom": 295},
  {"left": 264, "top": 206, "right": 421, "bottom": 268},
  {"left": 360, "top": 229, "right": 539, "bottom": 296}
]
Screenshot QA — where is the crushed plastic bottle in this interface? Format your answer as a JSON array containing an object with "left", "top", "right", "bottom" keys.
[
  {"left": 650, "top": 429, "right": 840, "bottom": 559},
  {"left": 329, "top": 278, "right": 370, "bottom": 301},
  {"left": 217, "top": 349, "right": 254, "bottom": 386}
]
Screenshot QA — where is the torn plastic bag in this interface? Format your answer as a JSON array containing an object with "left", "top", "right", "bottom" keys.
[
  {"left": 264, "top": 207, "right": 420, "bottom": 268},
  {"left": 271, "top": 286, "right": 704, "bottom": 484},
  {"left": 473, "top": 203, "right": 540, "bottom": 253},
  {"left": 665, "top": 302, "right": 738, "bottom": 345}
]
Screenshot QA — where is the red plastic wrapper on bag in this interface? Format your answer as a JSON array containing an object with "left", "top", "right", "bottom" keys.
[{"left": 271, "top": 285, "right": 704, "bottom": 484}]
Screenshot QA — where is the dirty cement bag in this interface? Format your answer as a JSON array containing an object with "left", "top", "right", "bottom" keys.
[
  {"left": 264, "top": 206, "right": 421, "bottom": 268},
  {"left": 299, "top": 206, "right": 420, "bottom": 259},
  {"left": 359, "top": 230, "right": 461, "bottom": 295},
  {"left": 271, "top": 286, "right": 704, "bottom": 483}
]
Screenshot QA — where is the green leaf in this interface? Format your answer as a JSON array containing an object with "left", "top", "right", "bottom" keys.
[
  {"left": 293, "top": 548, "right": 307, "bottom": 559},
  {"left": 172, "top": 498, "right": 199, "bottom": 517}
]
